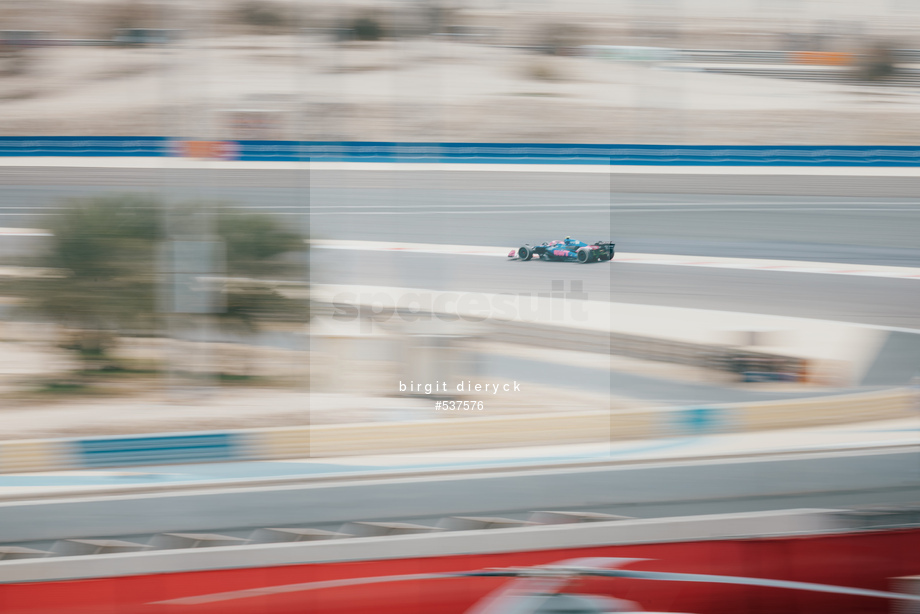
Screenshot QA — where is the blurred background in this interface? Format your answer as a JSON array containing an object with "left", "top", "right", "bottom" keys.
[
  {"left": 0, "top": 0, "right": 916, "bottom": 428},
  {"left": 0, "top": 0, "right": 919, "bottom": 492},
  {"left": 1, "top": 0, "right": 920, "bottom": 143},
  {"left": 0, "top": 2, "right": 920, "bottom": 613}
]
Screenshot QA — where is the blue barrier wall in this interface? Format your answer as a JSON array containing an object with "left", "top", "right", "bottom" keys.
[
  {"left": 3, "top": 137, "right": 920, "bottom": 165},
  {"left": 75, "top": 432, "right": 242, "bottom": 467},
  {"left": 0, "top": 137, "right": 167, "bottom": 157}
]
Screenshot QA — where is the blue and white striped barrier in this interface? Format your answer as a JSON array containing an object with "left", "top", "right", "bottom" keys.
[
  {"left": 0, "top": 388, "right": 913, "bottom": 473},
  {"left": 0, "top": 431, "right": 251, "bottom": 473},
  {"left": 74, "top": 432, "right": 244, "bottom": 467},
  {"left": 3, "top": 137, "right": 920, "bottom": 166}
]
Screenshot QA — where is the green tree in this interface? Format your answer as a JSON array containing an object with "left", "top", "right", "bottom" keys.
[
  {"left": 214, "top": 212, "right": 310, "bottom": 336},
  {"left": 352, "top": 16, "right": 384, "bottom": 41},
  {"left": 2, "top": 194, "right": 308, "bottom": 374},
  {"left": 11, "top": 195, "right": 160, "bottom": 367}
]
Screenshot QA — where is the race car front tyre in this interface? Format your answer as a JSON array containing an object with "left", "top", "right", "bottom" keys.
[
  {"left": 518, "top": 246, "right": 533, "bottom": 261},
  {"left": 576, "top": 247, "right": 593, "bottom": 263}
]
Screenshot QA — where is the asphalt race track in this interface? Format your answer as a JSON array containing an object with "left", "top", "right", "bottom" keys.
[
  {"left": 313, "top": 250, "right": 920, "bottom": 329},
  {"left": 1, "top": 167, "right": 919, "bottom": 328},
  {"left": 1, "top": 168, "right": 920, "bottom": 262},
  {"left": 1, "top": 165, "right": 919, "bottom": 537}
]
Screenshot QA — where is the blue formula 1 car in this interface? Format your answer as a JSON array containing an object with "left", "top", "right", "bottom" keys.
[{"left": 509, "top": 236, "right": 616, "bottom": 263}]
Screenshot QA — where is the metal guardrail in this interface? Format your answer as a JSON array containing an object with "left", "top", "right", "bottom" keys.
[
  {"left": 0, "top": 509, "right": 846, "bottom": 582},
  {"left": 0, "top": 506, "right": 914, "bottom": 574}
]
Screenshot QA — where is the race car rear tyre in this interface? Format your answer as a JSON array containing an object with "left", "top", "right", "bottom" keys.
[
  {"left": 518, "top": 246, "right": 533, "bottom": 261},
  {"left": 576, "top": 247, "right": 593, "bottom": 263},
  {"left": 593, "top": 243, "right": 614, "bottom": 261}
]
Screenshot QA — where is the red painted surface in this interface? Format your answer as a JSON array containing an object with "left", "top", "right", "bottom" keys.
[{"left": 2, "top": 529, "right": 919, "bottom": 614}]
